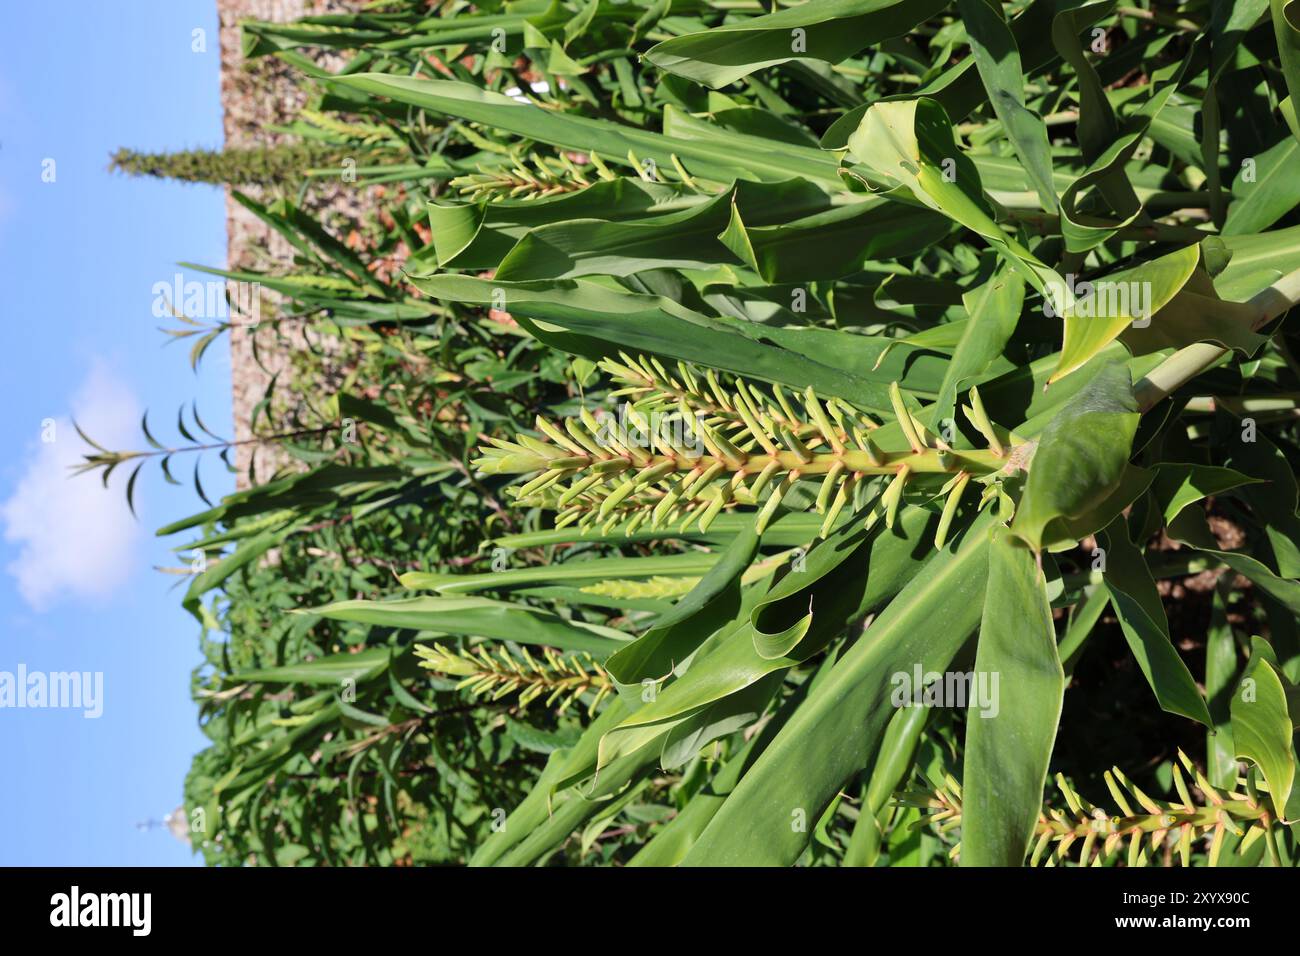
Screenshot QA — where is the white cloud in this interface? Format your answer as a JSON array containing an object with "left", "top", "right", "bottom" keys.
[{"left": 1, "top": 362, "right": 144, "bottom": 610}]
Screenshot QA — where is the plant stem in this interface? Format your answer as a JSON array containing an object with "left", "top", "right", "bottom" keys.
[
  {"left": 1114, "top": 5, "right": 1202, "bottom": 32},
  {"left": 1011, "top": 210, "right": 1212, "bottom": 244},
  {"left": 1135, "top": 267, "right": 1300, "bottom": 411}
]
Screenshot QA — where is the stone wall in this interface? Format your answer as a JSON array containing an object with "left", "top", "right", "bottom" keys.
[{"left": 217, "top": 0, "right": 374, "bottom": 486}]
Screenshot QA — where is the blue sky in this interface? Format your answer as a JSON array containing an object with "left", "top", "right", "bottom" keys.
[{"left": 0, "top": 2, "right": 232, "bottom": 864}]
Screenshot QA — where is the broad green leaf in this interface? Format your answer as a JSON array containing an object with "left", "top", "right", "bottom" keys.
[
  {"left": 182, "top": 527, "right": 288, "bottom": 619},
  {"left": 1051, "top": 1, "right": 1119, "bottom": 163},
  {"left": 843, "top": 702, "right": 929, "bottom": 867},
  {"left": 656, "top": 673, "right": 782, "bottom": 769},
  {"left": 1223, "top": 137, "right": 1300, "bottom": 236},
  {"left": 1167, "top": 506, "right": 1300, "bottom": 614},
  {"left": 1011, "top": 362, "right": 1140, "bottom": 551},
  {"left": 961, "top": 528, "right": 1063, "bottom": 866},
  {"left": 629, "top": 718, "right": 763, "bottom": 866},
  {"left": 1223, "top": 428, "right": 1300, "bottom": 578},
  {"left": 470, "top": 695, "right": 640, "bottom": 865},
  {"left": 302, "top": 595, "right": 628, "bottom": 655},
  {"left": 1206, "top": 582, "right": 1240, "bottom": 788},
  {"left": 328, "top": 74, "right": 838, "bottom": 184},
  {"left": 229, "top": 647, "right": 392, "bottom": 686},
  {"left": 1214, "top": 224, "right": 1300, "bottom": 301},
  {"left": 629, "top": 649, "right": 839, "bottom": 866},
  {"left": 1061, "top": 57, "right": 1190, "bottom": 251},
  {"left": 958, "top": 0, "right": 1057, "bottom": 212},
  {"left": 426, "top": 178, "right": 690, "bottom": 269},
  {"left": 930, "top": 269, "right": 1025, "bottom": 428},
  {"left": 498, "top": 754, "right": 657, "bottom": 865},
  {"left": 1038, "top": 463, "right": 1156, "bottom": 551},
  {"left": 1120, "top": 265, "right": 1266, "bottom": 359},
  {"left": 1100, "top": 521, "right": 1213, "bottom": 727},
  {"left": 400, "top": 551, "right": 720, "bottom": 594},
  {"left": 720, "top": 194, "right": 952, "bottom": 282},
  {"left": 1150, "top": 463, "right": 1262, "bottom": 525},
  {"left": 644, "top": 0, "right": 947, "bottom": 88},
  {"left": 492, "top": 180, "right": 830, "bottom": 281},
  {"left": 409, "top": 273, "right": 940, "bottom": 411},
  {"left": 1272, "top": 0, "right": 1300, "bottom": 145},
  {"left": 1055, "top": 126, "right": 1146, "bottom": 252},
  {"left": 1231, "top": 637, "right": 1296, "bottom": 814},
  {"left": 1051, "top": 243, "right": 1200, "bottom": 384},
  {"left": 1058, "top": 583, "right": 1109, "bottom": 673},
  {"left": 820, "top": 0, "right": 1116, "bottom": 147}
]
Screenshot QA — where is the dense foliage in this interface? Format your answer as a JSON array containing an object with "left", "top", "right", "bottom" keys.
[{"left": 96, "top": 0, "right": 1300, "bottom": 866}]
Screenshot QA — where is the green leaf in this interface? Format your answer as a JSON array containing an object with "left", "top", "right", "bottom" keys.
[
  {"left": 328, "top": 74, "right": 837, "bottom": 184},
  {"left": 1051, "top": 243, "right": 1201, "bottom": 385},
  {"left": 957, "top": 0, "right": 1057, "bottom": 212},
  {"left": 1122, "top": 247, "right": 1269, "bottom": 360},
  {"left": 961, "top": 528, "right": 1064, "bottom": 866},
  {"left": 302, "top": 595, "right": 628, "bottom": 656},
  {"left": 597, "top": 502, "right": 941, "bottom": 770},
  {"left": 1271, "top": 0, "right": 1300, "bottom": 146},
  {"left": 492, "top": 179, "right": 830, "bottom": 281},
  {"left": 1011, "top": 361, "right": 1140, "bottom": 551},
  {"left": 843, "top": 702, "right": 929, "bottom": 867},
  {"left": 930, "top": 269, "right": 1025, "bottom": 428},
  {"left": 400, "top": 551, "right": 720, "bottom": 594},
  {"left": 409, "top": 273, "right": 925, "bottom": 412},
  {"left": 644, "top": 0, "right": 947, "bottom": 88},
  {"left": 1051, "top": 1, "right": 1120, "bottom": 164},
  {"left": 182, "top": 527, "right": 288, "bottom": 619},
  {"left": 1100, "top": 521, "right": 1213, "bottom": 727},
  {"left": 230, "top": 647, "right": 392, "bottom": 686},
  {"left": 1223, "top": 137, "right": 1300, "bottom": 236},
  {"left": 719, "top": 193, "right": 952, "bottom": 282},
  {"left": 1223, "top": 428, "right": 1300, "bottom": 578},
  {"left": 1206, "top": 582, "right": 1240, "bottom": 788},
  {"left": 1231, "top": 637, "right": 1296, "bottom": 814},
  {"left": 426, "top": 178, "right": 688, "bottom": 269},
  {"left": 1150, "top": 463, "right": 1263, "bottom": 525},
  {"left": 1213, "top": 224, "right": 1300, "bottom": 300}
]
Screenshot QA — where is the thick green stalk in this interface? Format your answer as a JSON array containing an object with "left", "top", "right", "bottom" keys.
[
  {"left": 1136, "top": 267, "right": 1300, "bottom": 411},
  {"left": 495, "top": 445, "right": 1005, "bottom": 480}
]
